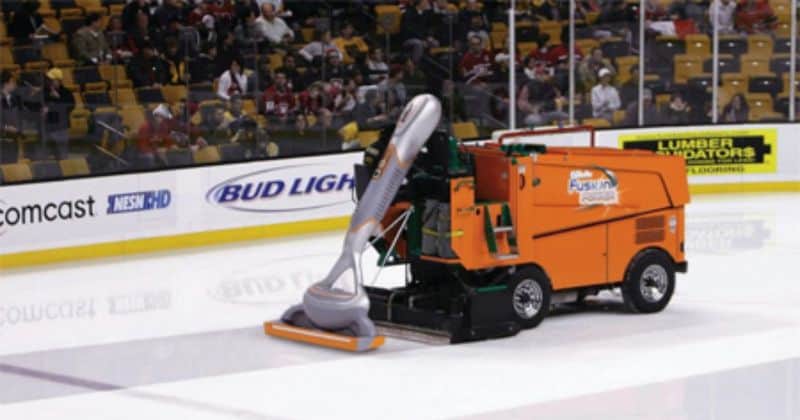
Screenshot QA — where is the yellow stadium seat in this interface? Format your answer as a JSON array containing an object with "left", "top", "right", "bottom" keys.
[
  {"left": 42, "top": 43, "right": 76, "bottom": 68},
  {"left": 120, "top": 106, "right": 146, "bottom": 133},
  {"left": 581, "top": 118, "right": 611, "bottom": 128},
  {"left": 242, "top": 99, "right": 257, "bottom": 116},
  {"left": 576, "top": 39, "right": 600, "bottom": 55},
  {"left": 451, "top": 121, "right": 479, "bottom": 140},
  {"left": 518, "top": 42, "right": 538, "bottom": 56},
  {"left": 338, "top": 121, "right": 359, "bottom": 142},
  {"left": 375, "top": 5, "right": 402, "bottom": 35},
  {"left": 537, "top": 21, "right": 562, "bottom": 46},
  {"left": 490, "top": 31, "right": 507, "bottom": 50},
  {"left": 268, "top": 53, "right": 284, "bottom": 70},
  {"left": 114, "top": 88, "right": 137, "bottom": 107},
  {"left": 357, "top": 130, "right": 381, "bottom": 148},
  {"left": 193, "top": 145, "right": 221, "bottom": 164},
  {"left": 59, "top": 158, "right": 91, "bottom": 177},
  {"left": 740, "top": 54, "right": 770, "bottom": 75},
  {"left": 161, "top": 85, "right": 187, "bottom": 105},
  {"left": 722, "top": 73, "right": 748, "bottom": 93},
  {"left": 613, "top": 110, "right": 626, "bottom": 126},
  {"left": 746, "top": 34, "right": 773, "bottom": 58},
  {"left": 0, "top": 46, "right": 13, "bottom": 65},
  {"left": 674, "top": 54, "right": 703, "bottom": 84},
  {"left": 747, "top": 94, "right": 773, "bottom": 121},
  {"left": 69, "top": 108, "right": 91, "bottom": 138},
  {"left": 98, "top": 64, "right": 132, "bottom": 88},
  {"left": 685, "top": 34, "right": 710, "bottom": 58},
  {"left": 0, "top": 163, "right": 33, "bottom": 183}
]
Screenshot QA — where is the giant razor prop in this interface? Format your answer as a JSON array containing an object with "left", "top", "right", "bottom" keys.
[{"left": 265, "top": 94, "right": 442, "bottom": 351}]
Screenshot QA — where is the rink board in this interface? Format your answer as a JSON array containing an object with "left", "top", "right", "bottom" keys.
[{"left": 2, "top": 123, "right": 800, "bottom": 268}]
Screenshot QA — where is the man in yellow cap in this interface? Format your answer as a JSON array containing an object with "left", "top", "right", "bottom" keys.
[{"left": 40, "top": 67, "right": 75, "bottom": 160}]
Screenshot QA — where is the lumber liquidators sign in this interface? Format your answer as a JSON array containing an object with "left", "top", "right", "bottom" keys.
[{"left": 618, "top": 129, "right": 777, "bottom": 176}]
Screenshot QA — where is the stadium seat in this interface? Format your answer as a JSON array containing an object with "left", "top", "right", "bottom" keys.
[
  {"left": 613, "top": 110, "right": 626, "bottom": 126},
  {"left": 0, "top": 167, "right": 4, "bottom": 185},
  {"left": 98, "top": 64, "right": 133, "bottom": 88},
  {"left": 136, "top": 87, "right": 166, "bottom": 104},
  {"left": 193, "top": 146, "right": 221, "bottom": 164},
  {"left": 704, "top": 54, "right": 740, "bottom": 74},
  {"left": 688, "top": 74, "right": 713, "bottom": 91},
  {"left": 722, "top": 73, "right": 748, "bottom": 93},
  {"left": 375, "top": 5, "right": 402, "bottom": 35},
  {"left": 74, "top": 67, "right": 106, "bottom": 91},
  {"left": 576, "top": 39, "right": 600, "bottom": 54},
  {"left": 769, "top": 54, "right": 796, "bottom": 75},
  {"left": 119, "top": 106, "right": 145, "bottom": 133},
  {"left": 601, "top": 38, "right": 631, "bottom": 58},
  {"left": 615, "top": 56, "right": 638, "bottom": 83},
  {"left": 189, "top": 83, "right": 215, "bottom": 102},
  {"left": 451, "top": 121, "right": 479, "bottom": 140},
  {"left": 61, "top": 17, "right": 85, "bottom": 36},
  {"left": 674, "top": 54, "right": 703, "bottom": 84},
  {"left": 113, "top": 88, "right": 137, "bottom": 107},
  {"left": 69, "top": 108, "right": 91, "bottom": 138},
  {"left": 773, "top": 38, "right": 791, "bottom": 53},
  {"left": 581, "top": 118, "right": 611, "bottom": 128},
  {"left": 356, "top": 130, "right": 380, "bottom": 148},
  {"left": 0, "top": 163, "right": 33, "bottom": 183},
  {"left": 643, "top": 74, "right": 666, "bottom": 94},
  {"left": 219, "top": 143, "right": 246, "bottom": 162},
  {"left": 747, "top": 35, "right": 773, "bottom": 58},
  {"left": 748, "top": 74, "right": 781, "bottom": 95},
  {"left": 166, "top": 149, "right": 194, "bottom": 166},
  {"left": 59, "top": 158, "right": 91, "bottom": 177},
  {"left": 685, "top": 34, "right": 710, "bottom": 58},
  {"left": 0, "top": 46, "right": 14, "bottom": 66},
  {"left": 43, "top": 17, "right": 62, "bottom": 33},
  {"left": 13, "top": 46, "right": 44, "bottom": 67},
  {"left": 537, "top": 21, "right": 562, "bottom": 46},
  {"left": 517, "top": 42, "right": 538, "bottom": 56},
  {"left": 746, "top": 94, "right": 773, "bottom": 121},
  {"left": 490, "top": 31, "right": 507, "bottom": 50},
  {"left": 779, "top": 73, "right": 799, "bottom": 96},
  {"left": 161, "top": 85, "right": 188, "bottom": 105},
  {"left": 740, "top": 55, "right": 771, "bottom": 76},
  {"left": 83, "top": 91, "right": 112, "bottom": 110},
  {"left": 719, "top": 36, "right": 747, "bottom": 56},
  {"left": 42, "top": 43, "right": 76, "bottom": 68},
  {"left": 653, "top": 36, "right": 685, "bottom": 61},
  {"left": 30, "top": 160, "right": 64, "bottom": 180}
]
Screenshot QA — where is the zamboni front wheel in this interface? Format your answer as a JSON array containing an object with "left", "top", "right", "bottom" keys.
[
  {"left": 622, "top": 249, "right": 676, "bottom": 313},
  {"left": 508, "top": 266, "right": 552, "bottom": 329}
]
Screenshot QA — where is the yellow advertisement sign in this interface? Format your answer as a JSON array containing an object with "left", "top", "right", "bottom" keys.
[{"left": 619, "top": 129, "right": 777, "bottom": 176}]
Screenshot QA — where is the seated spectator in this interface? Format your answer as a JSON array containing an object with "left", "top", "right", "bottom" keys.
[
  {"left": 364, "top": 48, "right": 390, "bottom": 84},
  {"left": 440, "top": 79, "right": 467, "bottom": 122},
  {"left": 122, "top": 0, "right": 150, "bottom": 32},
  {"left": 222, "top": 95, "right": 249, "bottom": 129},
  {"left": 156, "top": 0, "right": 186, "bottom": 29},
  {"left": 402, "top": 58, "right": 428, "bottom": 97},
  {"left": 333, "top": 79, "right": 358, "bottom": 120},
  {"left": 735, "top": 0, "right": 776, "bottom": 34},
  {"left": 163, "top": 37, "right": 188, "bottom": 85},
  {"left": 460, "top": 35, "right": 494, "bottom": 85},
  {"left": 215, "top": 32, "right": 240, "bottom": 75},
  {"left": 106, "top": 16, "right": 133, "bottom": 62},
  {"left": 623, "top": 88, "right": 660, "bottom": 126},
  {"left": 260, "top": 72, "right": 296, "bottom": 125},
  {"left": 528, "top": 0, "right": 559, "bottom": 21},
  {"left": 465, "top": 15, "right": 490, "bottom": 50},
  {"left": 378, "top": 67, "right": 408, "bottom": 111},
  {"left": 38, "top": 68, "right": 75, "bottom": 160},
  {"left": 189, "top": 43, "right": 219, "bottom": 84},
  {"left": 518, "top": 66, "right": 568, "bottom": 126},
  {"left": 709, "top": 0, "right": 737, "bottom": 34},
  {"left": 217, "top": 57, "right": 248, "bottom": 100},
  {"left": 721, "top": 93, "right": 749, "bottom": 122},
  {"left": 127, "top": 12, "right": 160, "bottom": 55},
  {"left": 298, "top": 82, "right": 330, "bottom": 117},
  {"left": 73, "top": 14, "right": 112, "bottom": 65},
  {"left": 8, "top": 0, "right": 57, "bottom": 45},
  {"left": 0, "top": 71, "right": 21, "bottom": 163},
  {"left": 234, "top": 0, "right": 260, "bottom": 24},
  {"left": 255, "top": 3, "right": 294, "bottom": 45},
  {"left": 591, "top": 68, "right": 621, "bottom": 122},
  {"left": 619, "top": 65, "right": 640, "bottom": 106},
  {"left": 277, "top": 54, "right": 304, "bottom": 91},
  {"left": 299, "top": 30, "right": 342, "bottom": 64},
  {"left": 320, "top": 50, "right": 352, "bottom": 82},
  {"left": 354, "top": 89, "right": 391, "bottom": 131},
  {"left": 333, "top": 23, "right": 369, "bottom": 65},
  {"left": 401, "top": 0, "right": 438, "bottom": 64},
  {"left": 578, "top": 48, "right": 616, "bottom": 92},
  {"left": 137, "top": 104, "right": 178, "bottom": 167},
  {"left": 128, "top": 43, "right": 171, "bottom": 88},
  {"left": 662, "top": 91, "right": 692, "bottom": 124},
  {"left": 235, "top": 10, "right": 262, "bottom": 46},
  {"left": 248, "top": 56, "right": 273, "bottom": 93},
  {"left": 531, "top": 28, "right": 583, "bottom": 69},
  {"left": 524, "top": 57, "right": 551, "bottom": 81},
  {"left": 196, "top": 104, "right": 231, "bottom": 146},
  {"left": 233, "top": 118, "right": 277, "bottom": 159}
]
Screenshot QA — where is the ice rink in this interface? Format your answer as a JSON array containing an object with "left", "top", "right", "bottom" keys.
[{"left": 1, "top": 192, "right": 798, "bottom": 420}]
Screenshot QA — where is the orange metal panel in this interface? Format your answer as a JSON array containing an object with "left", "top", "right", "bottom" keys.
[{"left": 534, "top": 224, "right": 608, "bottom": 290}]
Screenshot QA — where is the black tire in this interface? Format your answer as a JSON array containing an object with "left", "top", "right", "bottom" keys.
[
  {"left": 621, "top": 249, "right": 676, "bottom": 314},
  {"left": 508, "top": 266, "right": 552, "bottom": 329}
]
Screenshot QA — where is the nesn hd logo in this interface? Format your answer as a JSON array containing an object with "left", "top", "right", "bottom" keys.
[{"left": 107, "top": 190, "right": 172, "bottom": 215}]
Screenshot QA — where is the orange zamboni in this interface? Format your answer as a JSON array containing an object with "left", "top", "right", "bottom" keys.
[{"left": 359, "top": 125, "right": 689, "bottom": 343}]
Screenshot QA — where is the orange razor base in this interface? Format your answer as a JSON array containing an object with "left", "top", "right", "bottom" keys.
[{"left": 264, "top": 321, "right": 385, "bottom": 352}]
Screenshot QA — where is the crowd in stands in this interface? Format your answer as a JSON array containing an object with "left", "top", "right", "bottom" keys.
[{"left": 0, "top": 0, "right": 796, "bottom": 183}]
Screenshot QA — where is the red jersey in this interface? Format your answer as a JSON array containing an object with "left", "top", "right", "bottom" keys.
[
  {"left": 137, "top": 120, "right": 176, "bottom": 154},
  {"left": 261, "top": 85, "right": 296, "bottom": 117},
  {"left": 736, "top": 0, "right": 776, "bottom": 33},
  {"left": 297, "top": 90, "right": 329, "bottom": 115},
  {"left": 460, "top": 50, "right": 493, "bottom": 84},
  {"left": 530, "top": 44, "right": 583, "bottom": 68}
]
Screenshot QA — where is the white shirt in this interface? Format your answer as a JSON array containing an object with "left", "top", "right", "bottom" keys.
[
  {"left": 709, "top": 0, "right": 737, "bottom": 33},
  {"left": 299, "top": 41, "right": 342, "bottom": 62},
  {"left": 217, "top": 70, "right": 248, "bottom": 101},
  {"left": 591, "top": 84, "right": 621, "bottom": 117},
  {"left": 254, "top": 16, "right": 294, "bottom": 44}
]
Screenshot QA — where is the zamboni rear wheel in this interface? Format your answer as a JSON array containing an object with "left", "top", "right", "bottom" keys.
[
  {"left": 622, "top": 249, "right": 676, "bottom": 313},
  {"left": 508, "top": 266, "right": 552, "bottom": 329}
]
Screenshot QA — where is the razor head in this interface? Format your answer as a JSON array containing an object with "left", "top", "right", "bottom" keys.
[{"left": 264, "top": 321, "right": 385, "bottom": 352}]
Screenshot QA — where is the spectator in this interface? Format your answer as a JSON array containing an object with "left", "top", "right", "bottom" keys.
[
  {"left": 127, "top": 11, "right": 159, "bottom": 55},
  {"left": 662, "top": 91, "right": 692, "bottom": 124},
  {"left": 235, "top": 10, "right": 262, "bottom": 46},
  {"left": 137, "top": 104, "right": 177, "bottom": 167},
  {"left": 189, "top": 43, "right": 218, "bottom": 84},
  {"left": 106, "top": 16, "right": 133, "bottom": 61},
  {"left": 298, "top": 82, "right": 330, "bottom": 117},
  {"left": 460, "top": 35, "right": 494, "bottom": 85},
  {"left": 0, "top": 71, "right": 21, "bottom": 163},
  {"left": 623, "top": 88, "right": 660, "bottom": 126},
  {"left": 619, "top": 65, "right": 640, "bottom": 106},
  {"left": 721, "top": 93, "right": 749, "bottom": 122},
  {"left": 578, "top": 48, "right": 616, "bottom": 92},
  {"left": 248, "top": 56, "right": 273, "bottom": 94},
  {"left": 9, "top": 0, "right": 56, "bottom": 45},
  {"left": 431, "top": 0, "right": 458, "bottom": 45},
  {"left": 709, "top": 0, "right": 737, "bottom": 34},
  {"left": 528, "top": 0, "right": 559, "bottom": 21},
  {"left": 333, "top": 78, "right": 358, "bottom": 118},
  {"left": 127, "top": 43, "right": 171, "bottom": 88},
  {"left": 255, "top": 3, "right": 294, "bottom": 45},
  {"left": 163, "top": 37, "right": 187, "bottom": 85},
  {"left": 591, "top": 68, "right": 621, "bottom": 122},
  {"left": 260, "top": 72, "right": 295, "bottom": 125},
  {"left": 524, "top": 57, "right": 551, "bottom": 81},
  {"left": 465, "top": 15, "right": 490, "bottom": 49},
  {"left": 440, "top": 79, "right": 467, "bottom": 122},
  {"left": 233, "top": 118, "right": 276, "bottom": 159},
  {"left": 216, "top": 32, "right": 240, "bottom": 75},
  {"left": 735, "top": 0, "right": 776, "bottom": 34},
  {"left": 320, "top": 50, "right": 351, "bottom": 81},
  {"left": 122, "top": 0, "right": 151, "bottom": 32},
  {"left": 354, "top": 89, "right": 391, "bottom": 130},
  {"left": 299, "top": 30, "right": 342, "bottom": 64},
  {"left": 378, "top": 66, "right": 408, "bottom": 111},
  {"left": 333, "top": 23, "right": 369, "bottom": 65},
  {"left": 517, "top": 65, "right": 568, "bottom": 126},
  {"left": 155, "top": 0, "right": 185, "bottom": 29},
  {"left": 401, "top": 0, "right": 438, "bottom": 64},
  {"left": 73, "top": 14, "right": 112, "bottom": 65},
  {"left": 217, "top": 57, "right": 248, "bottom": 100},
  {"left": 196, "top": 104, "right": 230, "bottom": 146},
  {"left": 277, "top": 55, "right": 304, "bottom": 90},
  {"left": 402, "top": 58, "right": 428, "bottom": 97},
  {"left": 38, "top": 68, "right": 75, "bottom": 160},
  {"left": 234, "top": 0, "right": 260, "bottom": 25},
  {"left": 364, "top": 48, "right": 390, "bottom": 84}
]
